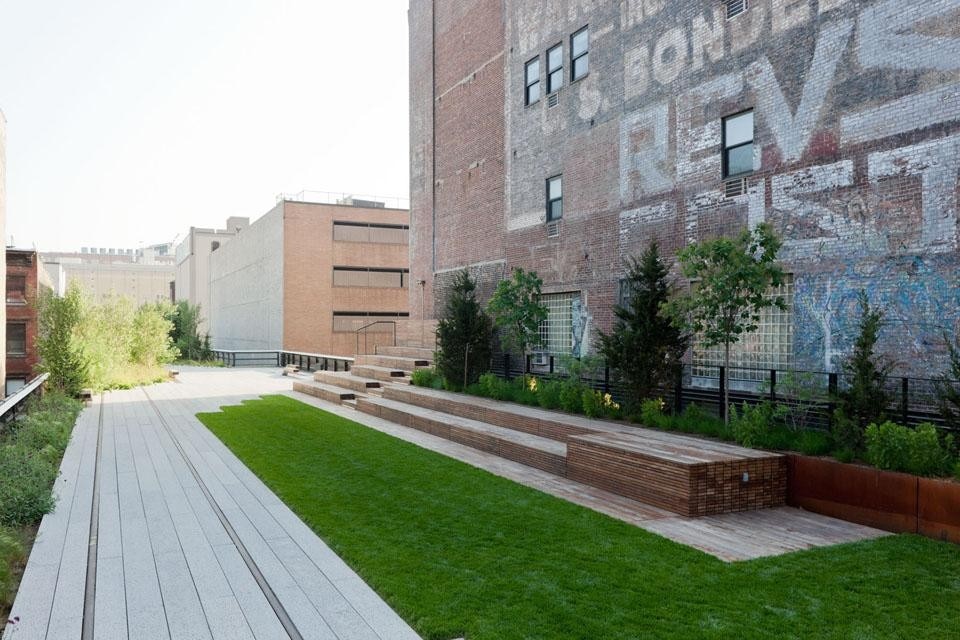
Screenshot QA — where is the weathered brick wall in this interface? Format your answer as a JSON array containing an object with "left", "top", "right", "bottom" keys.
[{"left": 413, "top": 0, "right": 960, "bottom": 376}]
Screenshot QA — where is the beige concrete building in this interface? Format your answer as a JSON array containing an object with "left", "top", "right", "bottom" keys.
[
  {"left": 42, "top": 244, "right": 175, "bottom": 305},
  {"left": 209, "top": 196, "right": 409, "bottom": 356},
  {"left": 174, "top": 217, "right": 249, "bottom": 332}
]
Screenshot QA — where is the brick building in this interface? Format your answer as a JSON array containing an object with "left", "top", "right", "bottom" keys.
[
  {"left": 6, "top": 249, "right": 48, "bottom": 396},
  {"left": 208, "top": 195, "right": 410, "bottom": 356},
  {"left": 409, "top": 0, "right": 960, "bottom": 378}
]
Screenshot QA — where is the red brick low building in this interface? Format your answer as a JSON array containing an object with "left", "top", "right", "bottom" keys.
[{"left": 6, "top": 248, "right": 46, "bottom": 396}]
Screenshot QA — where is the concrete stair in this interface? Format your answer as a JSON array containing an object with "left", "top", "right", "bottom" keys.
[
  {"left": 353, "top": 354, "right": 430, "bottom": 370},
  {"left": 292, "top": 380, "right": 356, "bottom": 405},
  {"left": 356, "top": 396, "right": 566, "bottom": 476},
  {"left": 375, "top": 345, "right": 434, "bottom": 361},
  {"left": 349, "top": 364, "right": 409, "bottom": 383}
]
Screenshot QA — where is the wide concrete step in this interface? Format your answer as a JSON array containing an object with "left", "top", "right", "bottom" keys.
[
  {"left": 353, "top": 354, "right": 430, "bottom": 371},
  {"left": 293, "top": 380, "right": 356, "bottom": 405},
  {"left": 314, "top": 370, "right": 381, "bottom": 393},
  {"left": 375, "top": 345, "right": 434, "bottom": 360},
  {"left": 356, "top": 396, "right": 567, "bottom": 476},
  {"left": 350, "top": 364, "right": 409, "bottom": 383}
]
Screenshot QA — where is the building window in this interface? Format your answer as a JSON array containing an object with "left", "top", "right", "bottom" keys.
[
  {"left": 546, "top": 175, "right": 562, "bottom": 222},
  {"left": 6, "top": 322, "right": 26, "bottom": 357},
  {"left": 333, "top": 221, "right": 409, "bottom": 244},
  {"left": 5, "top": 377, "right": 26, "bottom": 397},
  {"left": 211, "top": 241, "right": 220, "bottom": 252},
  {"left": 546, "top": 43, "right": 563, "bottom": 93},
  {"left": 6, "top": 275, "right": 26, "bottom": 304},
  {"left": 332, "top": 311, "right": 410, "bottom": 333},
  {"left": 525, "top": 56, "right": 541, "bottom": 105},
  {"left": 722, "top": 110, "right": 754, "bottom": 178},
  {"left": 538, "top": 293, "right": 575, "bottom": 355},
  {"left": 571, "top": 26, "right": 589, "bottom": 81},
  {"left": 692, "top": 275, "right": 794, "bottom": 384},
  {"left": 332, "top": 267, "right": 408, "bottom": 288}
]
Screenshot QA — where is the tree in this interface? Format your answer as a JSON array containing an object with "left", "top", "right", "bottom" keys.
[
  {"left": 938, "top": 332, "right": 960, "bottom": 431},
  {"left": 835, "top": 290, "right": 892, "bottom": 451},
  {"left": 597, "top": 241, "right": 689, "bottom": 413},
  {"left": 487, "top": 267, "right": 548, "bottom": 356},
  {"left": 36, "top": 284, "right": 89, "bottom": 395},
  {"left": 436, "top": 270, "right": 493, "bottom": 389},
  {"left": 668, "top": 223, "right": 785, "bottom": 423},
  {"left": 169, "top": 301, "right": 212, "bottom": 361}
]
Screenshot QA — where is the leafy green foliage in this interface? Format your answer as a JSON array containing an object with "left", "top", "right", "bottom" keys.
[
  {"left": 169, "top": 301, "right": 213, "bottom": 361},
  {"left": 731, "top": 402, "right": 784, "bottom": 448},
  {"left": 36, "top": 284, "right": 89, "bottom": 395},
  {"left": 668, "top": 223, "right": 785, "bottom": 422},
  {"left": 0, "top": 526, "right": 25, "bottom": 610},
  {"left": 436, "top": 270, "right": 493, "bottom": 390},
  {"left": 487, "top": 268, "right": 548, "bottom": 355},
  {"left": 411, "top": 368, "right": 443, "bottom": 389},
  {"left": 597, "top": 242, "right": 689, "bottom": 412},
  {"left": 837, "top": 291, "right": 892, "bottom": 450},
  {"left": 865, "top": 422, "right": 955, "bottom": 477},
  {"left": 937, "top": 332, "right": 960, "bottom": 430},
  {"left": 536, "top": 379, "right": 563, "bottom": 410},
  {"left": 202, "top": 395, "right": 960, "bottom": 640},
  {"left": 769, "top": 371, "right": 828, "bottom": 432}
]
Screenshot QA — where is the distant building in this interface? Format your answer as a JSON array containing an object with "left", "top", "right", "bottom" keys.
[
  {"left": 41, "top": 243, "right": 175, "bottom": 306},
  {"left": 6, "top": 249, "right": 49, "bottom": 396},
  {"left": 0, "top": 110, "right": 6, "bottom": 386},
  {"left": 208, "top": 196, "right": 410, "bottom": 356},
  {"left": 174, "top": 217, "right": 249, "bottom": 332}
]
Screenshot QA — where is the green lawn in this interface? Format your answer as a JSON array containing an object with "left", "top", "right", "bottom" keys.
[{"left": 198, "top": 395, "right": 960, "bottom": 640}]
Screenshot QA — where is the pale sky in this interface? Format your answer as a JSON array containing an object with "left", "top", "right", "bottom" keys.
[{"left": 0, "top": 0, "right": 410, "bottom": 252}]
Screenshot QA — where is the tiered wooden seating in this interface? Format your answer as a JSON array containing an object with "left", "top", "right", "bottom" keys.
[
  {"left": 356, "top": 396, "right": 566, "bottom": 476},
  {"left": 292, "top": 380, "right": 355, "bottom": 405},
  {"left": 313, "top": 370, "right": 381, "bottom": 393},
  {"left": 349, "top": 364, "right": 408, "bottom": 383},
  {"left": 375, "top": 345, "right": 434, "bottom": 360},
  {"left": 354, "top": 354, "right": 431, "bottom": 370}
]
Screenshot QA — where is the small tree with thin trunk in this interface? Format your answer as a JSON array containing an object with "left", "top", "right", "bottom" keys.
[
  {"left": 668, "top": 223, "right": 785, "bottom": 423},
  {"left": 436, "top": 270, "right": 493, "bottom": 390},
  {"left": 597, "top": 241, "right": 689, "bottom": 413},
  {"left": 36, "top": 283, "right": 89, "bottom": 396},
  {"left": 487, "top": 267, "right": 548, "bottom": 357}
]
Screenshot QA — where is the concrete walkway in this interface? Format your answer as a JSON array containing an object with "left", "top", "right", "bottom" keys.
[{"left": 4, "top": 368, "right": 421, "bottom": 640}]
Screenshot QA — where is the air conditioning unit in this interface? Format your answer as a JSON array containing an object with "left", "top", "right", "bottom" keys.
[
  {"left": 532, "top": 352, "right": 549, "bottom": 367},
  {"left": 723, "top": 176, "right": 748, "bottom": 198}
]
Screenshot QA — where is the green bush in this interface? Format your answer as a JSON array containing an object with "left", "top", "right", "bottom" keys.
[
  {"left": 582, "top": 390, "right": 602, "bottom": 418},
  {"left": 864, "top": 421, "right": 954, "bottom": 477},
  {"left": 411, "top": 368, "right": 441, "bottom": 389},
  {"left": 0, "top": 445, "right": 57, "bottom": 526},
  {"left": 0, "top": 526, "right": 25, "bottom": 608},
  {"left": 559, "top": 380, "right": 584, "bottom": 414},
  {"left": 537, "top": 379, "right": 563, "bottom": 410},
  {"left": 954, "top": 460, "right": 960, "bottom": 482},
  {"left": 731, "top": 402, "right": 775, "bottom": 448},
  {"left": 796, "top": 430, "right": 834, "bottom": 456},
  {"left": 639, "top": 398, "right": 668, "bottom": 429},
  {"left": 831, "top": 408, "right": 861, "bottom": 454}
]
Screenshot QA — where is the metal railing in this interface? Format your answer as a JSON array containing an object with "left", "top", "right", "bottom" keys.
[
  {"left": 486, "top": 354, "right": 958, "bottom": 432},
  {"left": 210, "top": 349, "right": 353, "bottom": 372},
  {"left": 355, "top": 321, "right": 396, "bottom": 356},
  {"left": 0, "top": 373, "right": 50, "bottom": 425}
]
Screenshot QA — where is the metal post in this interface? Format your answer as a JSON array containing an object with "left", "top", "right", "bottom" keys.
[
  {"left": 769, "top": 369, "right": 777, "bottom": 402},
  {"left": 525, "top": 354, "right": 531, "bottom": 374},
  {"left": 504, "top": 353, "right": 512, "bottom": 381},
  {"left": 901, "top": 377, "right": 909, "bottom": 425},
  {"left": 718, "top": 366, "right": 726, "bottom": 423},
  {"left": 603, "top": 366, "right": 610, "bottom": 394},
  {"left": 549, "top": 355, "right": 554, "bottom": 375},
  {"left": 334, "top": 360, "right": 339, "bottom": 372},
  {"left": 674, "top": 364, "right": 683, "bottom": 415},
  {"left": 828, "top": 372, "right": 838, "bottom": 426}
]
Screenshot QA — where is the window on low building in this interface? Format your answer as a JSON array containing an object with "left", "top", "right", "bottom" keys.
[
  {"left": 6, "top": 322, "right": 27, "bottom": 357},
  {"left": 5, "top": 377, "right": 26, "bottom": 397},
  {"left": 332, "top": 311, "right": 410, "bottom": 333},
  {"left": 722, "top": 110, "right": 754, "bottom": 178},
  {"left": 571, "top": 26, "right": 589, "bottom": 81},
  {"left": 692, "top": 275, "right": 794, "bottom": 385},
  {"left": 332, "top": 267, "right": 408, "bottom": 288},
  {"left": 333, "top": 222, "right": 409, "bottom": 244},
  {"left": 211, "top": 241, "right": 220, "bottom": 252},
  {"left": 6, "top": 275, "right": 26, "bottom": 304},
  {"left": 546, "top": 43, "right": 563, "bottom": 93},
  {"left": 546, "top": 175, "right": 563, "bottom": 222},
  {"left": 525, "top": 56, "right": 541, "bottom": 105}
]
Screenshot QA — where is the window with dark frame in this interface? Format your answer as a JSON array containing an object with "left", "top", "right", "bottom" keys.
[
  {"left": 722, "top": 110, "right": 754, "bottom": 178},
  {"left": 525, "top": 56, "right": 541, "bottom": 105},
  {"left": 6, "top": 322, "right": 26, "bottom": 357},
  {"left": 571, "top": 26, "right": 589, "bottom": 81},
  {"left": 546, "top": 175, "right": 563, "bottom": 222},
  {"left": 6, "top": 275, "right": 26, "bottom": 304},
  {"left": 546, "top": 43, "right": 563, "bottom": 93}
]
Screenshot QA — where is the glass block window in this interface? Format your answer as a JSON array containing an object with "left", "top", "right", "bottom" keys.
[
  {"left": 538, "top": 292, "right": 575, "bottom": 355},
  {"left": 692, "top": 275, "right": 794, "bottom": 382}
]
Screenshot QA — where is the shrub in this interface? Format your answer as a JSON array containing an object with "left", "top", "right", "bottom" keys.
[
  {"left": 487, "top": 268, "right": 547, "bottom": 356},
  {"left": 581, "top": 390, "right": 620, "bottom": 419},
  {"left": 865, "top": 421, "right": 954, "bottom": 477},
  {"left": 937, "top": 332, "right": 960, "bottom": 430},
  {"left": 36, "top": 284, "right": 89, "bottom": 395},
  {"left": 640, "top": 398, "right": 668, "bottom": 429},
  {"left": 0, "top": 445, "right": 58, "bottom": 526},
  {"left": 436, "top": 270, "right": 494, "bottom": 389},
  {"left": 559, "top": 380, "right": 584, "bottom": 414},
  {"left": 170, "top": 301, "right": 213, "bottom": 361},
  {"left": 537, "top": 380, "right": 563, "bottom": 410},
  {"left": 954, "top": 461, "right": 960, "bottom": 483},
  {"left": 411, "top": 368, "right": 441, "bottom": 389},
  {"left": 796, "top": 430, "right": 833, "bottom": 456},
  {"left": 730, "top": 402, "right": 782, "bottom": 449},
  {"left": 831, "top": 408, "right": 861, "bottom": 454},
  {"left": 834, "top": 448, "right": 855, "bottom": 463}
]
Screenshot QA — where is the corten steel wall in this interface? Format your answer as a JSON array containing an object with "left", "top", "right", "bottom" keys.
[
  {"left": 411, "top": 0, "right": 960, "bottom": 376},
  {"left": 409, "top": 0, "right": 508, "bottom": 321},
  {"left": 5, "top": 250, "right": 40, "bottom": 385},
  {"left": 282, "top": 201, "right": 410, "bottom": 356}
]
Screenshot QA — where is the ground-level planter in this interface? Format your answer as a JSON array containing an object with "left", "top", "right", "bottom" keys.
[{"left": 787, "top": 454, "right": 960, "bottom": 544}]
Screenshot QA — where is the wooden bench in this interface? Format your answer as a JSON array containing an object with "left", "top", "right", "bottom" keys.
[{"left": 283, "top": 364, "right": 301, "bottom": 376}]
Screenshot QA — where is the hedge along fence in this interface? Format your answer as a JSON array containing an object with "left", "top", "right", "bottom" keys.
[{"left": 487, "top": 353, "right": 958, "bottom": 433}]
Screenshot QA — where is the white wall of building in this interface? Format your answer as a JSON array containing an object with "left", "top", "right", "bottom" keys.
[{"left": 208, "top": 206, "right": 283, "bottom": 350}]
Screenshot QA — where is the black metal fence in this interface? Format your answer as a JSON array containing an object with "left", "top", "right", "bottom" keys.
[
  {"left": 210, "top": 350, "right": 353, "bottom": 372},
  {"left": 487, "top": 353, "right": 956, "bottom": 432}
]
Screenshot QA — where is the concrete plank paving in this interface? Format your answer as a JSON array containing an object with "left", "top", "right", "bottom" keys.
[{"left": 4, "top": 369, "right": 423, "bottom": 640}]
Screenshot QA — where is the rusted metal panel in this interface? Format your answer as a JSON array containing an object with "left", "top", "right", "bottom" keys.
[
  {"left": 787, "top": 454, "right": 919, "bottom": 534},
  {"left": 918, "top": 477, "right": 960, "bottom": 544}
]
